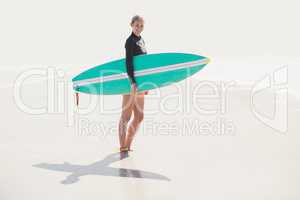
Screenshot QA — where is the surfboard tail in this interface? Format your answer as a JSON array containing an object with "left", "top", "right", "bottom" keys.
[{"left": 75, "top": 92, "right": 79, "bottom": 107}]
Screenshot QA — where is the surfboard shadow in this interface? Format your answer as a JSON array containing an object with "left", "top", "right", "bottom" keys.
[{"left": 33, "top": 152, "right": 170, "bottom": 184}]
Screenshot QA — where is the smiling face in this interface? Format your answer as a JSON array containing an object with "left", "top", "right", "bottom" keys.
[{"left": 131, "top": 18, "right": 144, "bottom": 36}]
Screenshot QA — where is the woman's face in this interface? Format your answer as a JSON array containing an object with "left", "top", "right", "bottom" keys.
[{"left": 131, "top": 19, "right": 144, "bottom": 36}]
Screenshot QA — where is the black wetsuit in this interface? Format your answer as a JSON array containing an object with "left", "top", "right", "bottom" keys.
[{"left": 125, "top": 32, "right": 147, "bottom": 84}]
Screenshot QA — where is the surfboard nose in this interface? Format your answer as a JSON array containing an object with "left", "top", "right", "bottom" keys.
[{"left": 205, "top": 57, "right": 211, "bottom": 64}]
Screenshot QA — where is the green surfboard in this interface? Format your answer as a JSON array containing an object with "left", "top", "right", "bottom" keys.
[{"left": 72, "top": 53, "right": 210, "bottom": 95}]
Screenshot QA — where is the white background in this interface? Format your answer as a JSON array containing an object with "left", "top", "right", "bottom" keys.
[
  {"left": 0, "top": 0, "right": 299, "bottom": 93},
  {"left": 1, "top": 1, "right": 300, "bottom": 200}
]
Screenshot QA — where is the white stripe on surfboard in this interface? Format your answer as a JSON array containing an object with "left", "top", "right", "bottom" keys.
[{"left": 73, "top": 58, "right": 209, "bottom": 87}]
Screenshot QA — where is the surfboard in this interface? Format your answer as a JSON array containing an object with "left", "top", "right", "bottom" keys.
[{"left": 72, "top": 53, "right": 210, "bottom": 95}]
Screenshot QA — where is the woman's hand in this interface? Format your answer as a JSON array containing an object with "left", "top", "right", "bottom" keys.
[{"left": 131, "top": 83, "right": 137, "bottom": 94}]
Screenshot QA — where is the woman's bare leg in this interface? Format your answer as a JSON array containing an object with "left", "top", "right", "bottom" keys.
[
  {"left": 125, "top": 93, "right": 145, "bottom": 150},
  {"left": 118, "top": 94, "right": 135, "bottom": 148}
]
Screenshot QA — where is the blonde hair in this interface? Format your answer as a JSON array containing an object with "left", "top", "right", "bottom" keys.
[{"left": 130, "top": 15, "right": 144, "bottom": 25}]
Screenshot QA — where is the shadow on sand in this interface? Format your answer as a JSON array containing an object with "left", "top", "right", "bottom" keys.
[{"left": 33, "top": 152, "right": 170, "bottom": 184}]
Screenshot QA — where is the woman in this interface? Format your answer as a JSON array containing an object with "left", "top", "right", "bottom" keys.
[{"left": 118, "top": 15, "right": 148, "bottom": 152}]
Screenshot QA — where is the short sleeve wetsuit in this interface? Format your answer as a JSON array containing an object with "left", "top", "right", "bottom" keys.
[{"left": 125, "top": 32, "right": 148, "bottom": 94}]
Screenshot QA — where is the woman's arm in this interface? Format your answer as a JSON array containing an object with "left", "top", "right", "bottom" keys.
[{"left": 125, "top": 39, "right": 136, "bottom": 84}]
